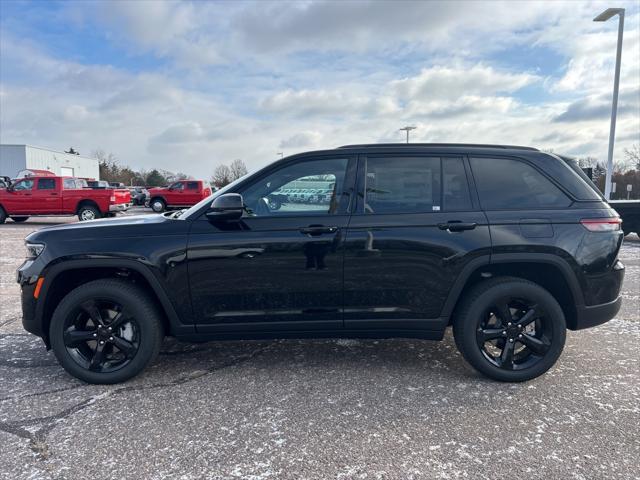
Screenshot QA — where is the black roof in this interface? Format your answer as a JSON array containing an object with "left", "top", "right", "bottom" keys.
[{"left": 337, "top": 143, "right": 539, "bottom": 151}]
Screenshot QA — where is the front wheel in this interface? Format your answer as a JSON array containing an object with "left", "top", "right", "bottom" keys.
[
  {"left": 49, "top": 279, "right": 164, "bottom": 384},
  {"left": 453, "top": 277, "right": 566, "bottom": 382},
  {"left": 150, "top": 198, "right": 166, "bottom": 213}
]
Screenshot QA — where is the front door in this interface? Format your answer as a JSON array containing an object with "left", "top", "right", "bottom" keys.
[
  {"left": 33, "top": 177, "right": 62, "bottom": 213},
  {"left": 342, "top": 154, "right": 491, "bottom": 333},
  {"left": 4, "top": 178, "right": 36, "bottom": 214},
  {"left": 187, "top": 155, "right": 356, "bottom": 333}
]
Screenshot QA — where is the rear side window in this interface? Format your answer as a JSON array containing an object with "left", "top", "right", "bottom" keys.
[
  {"left": 443, "top": 158, "right": 472, "bottom": 211},
  {"left": 470, "top": 157, "right": 571, "bottom": 209},
  {"left": 187, "top": 182, "right": 198, "bottom": 190},
  {"left": 364, "top": 157, "right": 441, "bottom": 214},
  {"left": 38, "top": 178, "right": 56, "bottom": 190}
]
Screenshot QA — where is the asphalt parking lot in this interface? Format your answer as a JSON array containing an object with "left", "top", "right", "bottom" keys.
[{"left": 1, "top": 211, "right": 639, "bottom": 480}]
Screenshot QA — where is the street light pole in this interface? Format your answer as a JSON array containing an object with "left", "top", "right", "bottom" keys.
[
  {"left": 594, "top": 7, "right": 625, "bottom": 200},
  {"left": 399, "top": 126, "right": 417, "bottom": 143}
]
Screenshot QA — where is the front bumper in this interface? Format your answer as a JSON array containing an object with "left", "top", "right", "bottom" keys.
[{"left": 109, "top": 203, "right": 130, "bottom": 212}]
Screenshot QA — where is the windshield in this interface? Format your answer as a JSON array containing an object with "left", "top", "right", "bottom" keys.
[{"left": 181, "top": 172, "right": 253, "bottom": 220}]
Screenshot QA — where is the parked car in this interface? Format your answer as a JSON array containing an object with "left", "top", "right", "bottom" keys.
[
  {"left": 109, "top": 182, "right": 125, "bottom": 188},
  {"left": 0, "top": 175, "right": 130, "bottom": 223},
  {"left": 147, "top": 180, "right": 213, "bottom": 212},
  {"left": 17, "top": 144, "right": 624, "bottom": 384},
  {"left": 0, "top": 176, "right": 11, "bottom": 189},
  {"left": 86, "top": 180, "right": 110, "bottom": 189},
  {"left": 129, "top": 186, "right": 149, "bottom": 206}
]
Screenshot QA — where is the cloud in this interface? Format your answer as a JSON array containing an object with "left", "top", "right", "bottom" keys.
[{"left": 279, "top": 131, "right": 323, "bottom": 149}]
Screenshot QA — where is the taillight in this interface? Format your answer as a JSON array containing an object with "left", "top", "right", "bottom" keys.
[{"left": 580, "top": 217, "right": 622, "bottom": 232}]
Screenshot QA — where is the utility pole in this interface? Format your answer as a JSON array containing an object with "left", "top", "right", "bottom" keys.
[
  {"left": 593, "top": 7, "right": 625, "bottom": 200},
  {"left": 399, "top": 126, "right": 417, "bottom": 143}
]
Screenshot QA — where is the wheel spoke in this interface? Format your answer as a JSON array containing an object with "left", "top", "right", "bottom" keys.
[
  {"left": 108, "top": 310, "right": 128, "bottom": 330},
  {"left": 519, "top": 334, "right": 550, "bottom": 356},
  {"left": 499, "top": 340, "right": 515, "bottom": 369},
  {"left": 478, "top": 328, "right": 504, "bottom": 343},
  {"left": 516, "top": 306, "right": 539, "bottom": 328},
  {"left": 81, "top": 301, "right": 105, "bottom": 326},
  {"left": 111, "top": 336, "right": 136, "bottom": 358},
  {"left": 88, "top": 342, "right": 106, "bottom": 371},
  {"left": 63, "top": 329, "right": 96, "bottom": 347},
  {"left": 495, "top": 302, "right": 513, "bottom": 327}
]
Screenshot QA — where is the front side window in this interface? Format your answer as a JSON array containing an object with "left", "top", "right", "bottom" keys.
[
  {"left": 13, "top": 179, "right": 34, "bottom": 191},
  {"left": 240, "top": 157, "right": 350, "bottom": 216},
  {"left": 172, "top": 182, "right": 184, "bottom": 190},
  {"left": 470, "top": 157, "right": 571, "bottom": 209},
  {"left": 38, "top": 178, "right": 56, "bottom": 190}
]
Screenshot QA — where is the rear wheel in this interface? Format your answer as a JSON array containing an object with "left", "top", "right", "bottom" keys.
[
  {"left": 10, "top": 216, "right": 29, "bottom": 223},
  {"left": 0, "top": 207, "right": 7, "bottom": 224},
  {"left": 453, "top": 277, "right": 566, "bottom": 382},
  {"left": 150, "top": 198, "right": 166, "bottom": 213},
  {"left": 49, "top": 279, "right": 164, "bottom": 384},
  {"left": 78, "top": 205, "right": 101, "bottom": 221}
]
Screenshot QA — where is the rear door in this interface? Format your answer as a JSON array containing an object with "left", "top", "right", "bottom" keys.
[
  {"left": 33, "top": 177, "right": 61, "bottom": 213},
  {"left": 342, "top": 154, "right": 491, "bottom": 333}
]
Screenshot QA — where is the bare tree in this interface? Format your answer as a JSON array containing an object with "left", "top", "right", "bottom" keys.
[
  {"left": 211, "top": 164, "right": 232, "bottom": 188},
  {"left": 229, "top": 159, "right": 248, "bottom": 181},
  {"left": 625, "top": 144, "right": 640, "bottom": 170}
]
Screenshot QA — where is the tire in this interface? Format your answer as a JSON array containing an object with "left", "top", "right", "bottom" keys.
[
  {"left": 150, "top": 198, "right": 166, "bottom": 213},
  {"left": 77, "top": 205, "right": 102, "bottom": 221},
  {"left": 10, "top": 216, "right": 29, "bottom": 223},
  {"left": 0, "top": 206, "right": 6, "bottom": 224},
  {"left": 452, "top": 277, "right": 566, "bottom": 382},
  {"left": 49, "top": 279, "right": 164, "bottom": 384}
]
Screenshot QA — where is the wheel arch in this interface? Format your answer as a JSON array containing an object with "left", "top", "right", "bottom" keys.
[
  {"left": 443, "top": 254, "right": 584, "bottom": 330},
  {"left": 75, "top": 199, "right": 101, "bottom": 214},
  {"left": 37, "top": 259, "right": 192, "bottom": 347}
]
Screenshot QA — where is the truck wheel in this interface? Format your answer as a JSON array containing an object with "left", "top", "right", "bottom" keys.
[
  {"left": 0, "top": 207, "right": 6, "bottom": 224},
  {"left": 78, "top": 205, "right": 101, "bottom": 221},
  {"left": 10, "top": 216, "right": 29, "bottom": 223},
  {"left": 452, "top": 277, "right": 566, "bottom": 382},
  {"left": 150, "top": 198, "right": 166, "bottom": 213},
  {"left": 49, "top": 279, "right": 164, "bottom": 384}
]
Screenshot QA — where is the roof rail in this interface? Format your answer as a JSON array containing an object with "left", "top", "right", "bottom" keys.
[{"left": 337, "top": 143, "right": 539, "bottom": 151}]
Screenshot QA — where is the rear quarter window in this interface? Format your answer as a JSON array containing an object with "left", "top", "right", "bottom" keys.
[{"left": 470, "top": 157, "right": 571, "bottom": 209}]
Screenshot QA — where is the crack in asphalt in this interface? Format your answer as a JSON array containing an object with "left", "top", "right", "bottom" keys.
[{"left": 0, "top": 344, "right": 272, "bottom": 461}]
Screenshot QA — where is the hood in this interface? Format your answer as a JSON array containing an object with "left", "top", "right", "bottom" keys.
[{"left": 26, "top": 213, "right": 179, "bottom": 242}]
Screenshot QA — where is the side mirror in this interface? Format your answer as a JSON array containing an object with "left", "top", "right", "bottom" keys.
[{"left": 206, "top": 193, "right": 244, "bottom": 222}]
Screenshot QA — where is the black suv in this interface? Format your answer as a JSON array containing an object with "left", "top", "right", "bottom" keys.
[{"left": 17, "top": 144, "right": 624, "bottom": 384}]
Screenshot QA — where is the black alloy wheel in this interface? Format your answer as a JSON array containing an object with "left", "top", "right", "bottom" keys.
[
  {"left": 453, "top": 277, "right": 566, "bottom": 382},
  {"left": 50, "top": 279, "right": 163, "bottom": 383},
  {"left": 62, "top": 299, "right": 140, "bottom": 373}
]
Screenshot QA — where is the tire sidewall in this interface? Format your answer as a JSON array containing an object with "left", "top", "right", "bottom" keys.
[
  {"left": 456, "top": 281, "right": 566, "bottom": 382},
  {"left": 49, "top": 281, "right": 162, "bottom": 384},
  {"left": 0, "top": 206, "right": 6, "bottom": 224}
]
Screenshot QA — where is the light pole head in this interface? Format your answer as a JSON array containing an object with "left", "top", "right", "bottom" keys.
[
  {"left": 594, "top": 8, "right": 625, "bottom": 22},
  {"left": 399, "top": 126, "right": 417, "bottom": 132}
]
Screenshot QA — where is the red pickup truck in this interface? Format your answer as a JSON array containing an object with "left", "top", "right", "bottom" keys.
[
  {"left": 0, "top": 176, "right": 131, "bottom": 223},
  {"left": 147, "top": 180, "right": 212, "bottom": 212}
]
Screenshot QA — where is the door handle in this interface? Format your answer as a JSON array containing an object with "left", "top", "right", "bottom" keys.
[
  {"left": 438, "top": 221, "right": 477, "bottom": 232},
  {"left": 299, "top": 226, "right": 339, "bottom": 236}
]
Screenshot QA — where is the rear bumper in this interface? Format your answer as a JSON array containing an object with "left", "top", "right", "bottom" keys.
[
  {"left": 109, "top": 203, "right": 130, "bottom": 212},
  {"left": 574, "top": 295, "right": 622, "bottom": 330}
]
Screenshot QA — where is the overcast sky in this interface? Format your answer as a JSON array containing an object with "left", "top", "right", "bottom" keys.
[{"left": 1, "top": 0, "right": 639, "bottom": 178}]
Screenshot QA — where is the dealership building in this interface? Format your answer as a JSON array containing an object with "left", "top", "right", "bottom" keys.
[{"left": 0, "top": 144, "right": 99, "bottom": 180}]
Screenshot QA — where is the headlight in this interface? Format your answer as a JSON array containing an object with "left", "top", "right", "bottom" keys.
[{"left": 26, "top": 242, "right": 45, "bottom": 259}]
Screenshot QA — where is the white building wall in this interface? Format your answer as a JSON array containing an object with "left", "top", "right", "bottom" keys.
[
  {"left": 0, "top": 145, "right": 100, "bottom": 180},
  {"left": 0, "top": 145, "right": 28, "bottom": 178}
]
